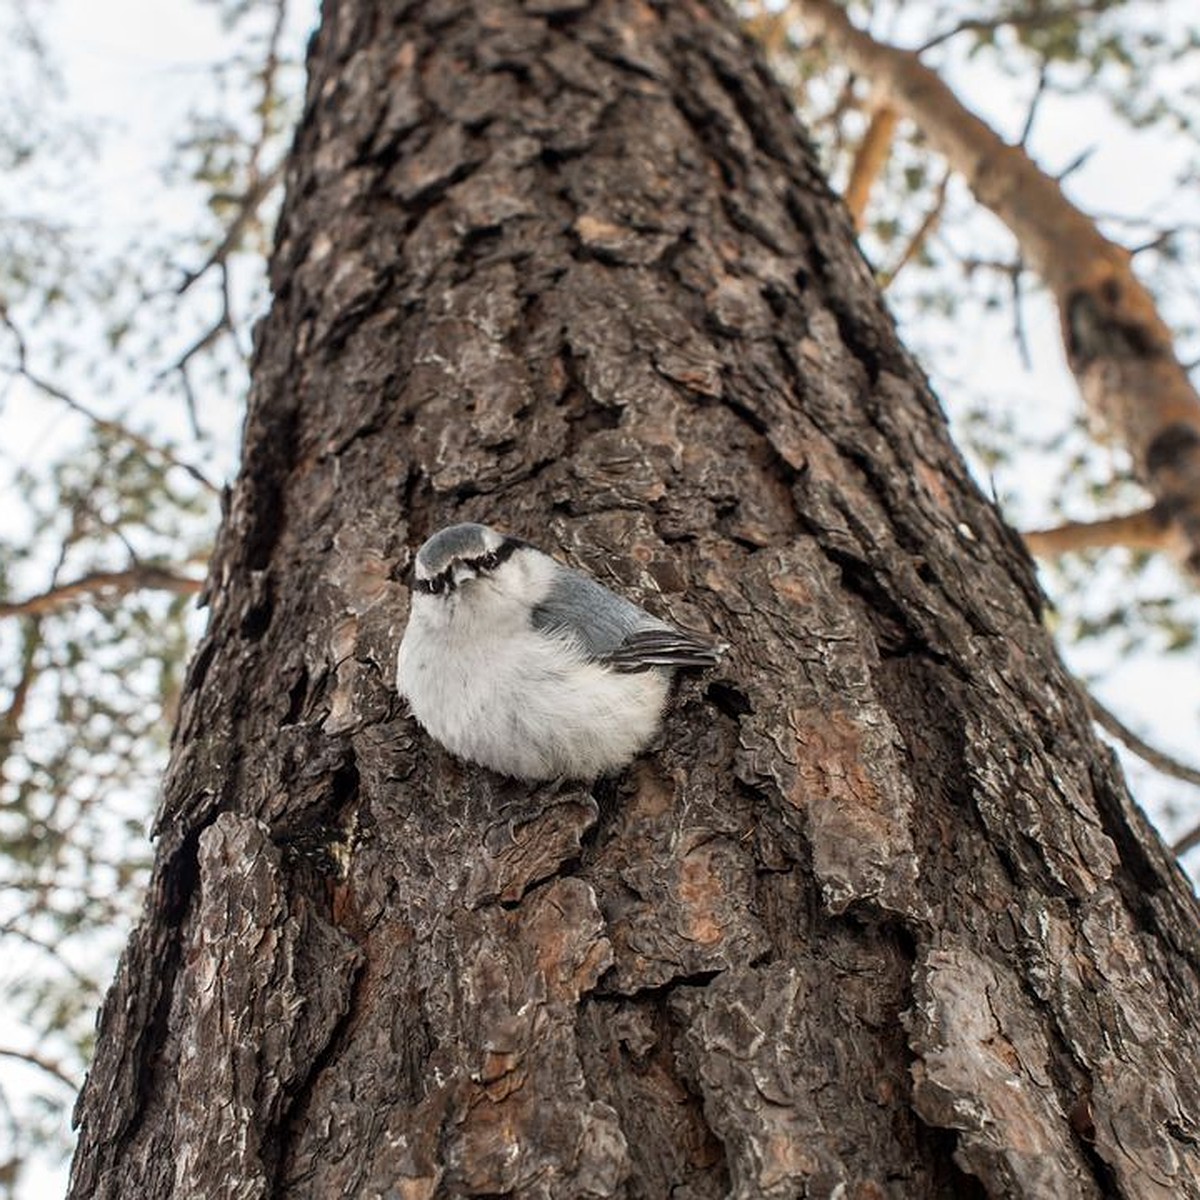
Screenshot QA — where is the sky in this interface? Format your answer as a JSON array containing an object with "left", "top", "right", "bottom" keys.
[{"left": 3, "top": 1, "right": 1199, "bottom": 1195}]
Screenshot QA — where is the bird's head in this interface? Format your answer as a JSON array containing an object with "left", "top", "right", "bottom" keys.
[{"left": 412, "top": 523, "right": 525, "bottom": 598}]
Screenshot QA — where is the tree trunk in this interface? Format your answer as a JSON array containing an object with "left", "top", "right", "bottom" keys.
[{"left": 69, "top": 2, "right": 1200, "bottom": 1197}]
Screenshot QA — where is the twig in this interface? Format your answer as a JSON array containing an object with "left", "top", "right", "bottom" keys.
[
  {"left": 1081, "top": 688, "right": 1200, "bottom": 859},
  {"left": 0, "top": 1047, "right": 79, "bottom": 1092},
  {"left": 0, "top": 307, "right": 219, "bottom": 494},
  {"left": 175, "top": 0, "right": 290, "bottom": 297},
  {"left": 1019, "top": 63, "right": 1049, "bottom": 148},
  {"left": 1085, "top": 689, "right": 1200, "bottom": 792},
  {"left": 1009, "top": 251, "right": 1032, "bottom": 370},
  {"left": 0, "top": 566, "right": 204, "bottom": 619},
  {"left": 0, "top": 922, "right": 95, "bottom": 991},
  {"left": 1174, "top": 823, "right": 1200, "bottom": 859},
  {"left": 1055, "top": 145, "right": 1095, "bottom": 183},
  {"left": 880, "top": 169, "right": 950, "bottom": 288},
  {"left": 174, "top": 164, "right": 282, "bottom": 296},
  {"left": 158, "top": 261, "right": 235, "bottom": 427},
  {"left": 844, "top": 102, "right": 899, "bottom": 229},
  {"left": 164, "top": 0, "right": 291, "bottom": 433}
]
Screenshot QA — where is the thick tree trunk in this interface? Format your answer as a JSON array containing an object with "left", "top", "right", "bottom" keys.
[{"left": 70, "top": 2, "right": 1200, "bottom": 1197}]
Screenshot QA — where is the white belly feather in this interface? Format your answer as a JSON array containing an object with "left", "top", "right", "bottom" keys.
[{"left": 397, "top": 591, "right": 669, "bottom": 781}]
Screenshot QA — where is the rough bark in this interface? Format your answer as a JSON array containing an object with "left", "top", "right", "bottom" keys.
[
  {"left": 794, "top": 0, "right": 1200, "bottom": 575},
  {"left": 70, "top": 2, "right": 1200, "bottom": 1198}
]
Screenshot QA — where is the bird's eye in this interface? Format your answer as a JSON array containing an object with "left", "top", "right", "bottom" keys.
[
  {"left": 479, "top": 551, "right": 498, "bottom": 571},
  {"left": 429, "top": 577, "right": 444, "bottom": 594}
]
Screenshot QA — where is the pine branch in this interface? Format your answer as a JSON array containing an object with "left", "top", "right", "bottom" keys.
[
  {"left": 0, "top": 1046, "right": 79, "bottom": 1092},
  {"left": 1024, "top": 507, "right": 1180, "bottom": 557},
  {"left": 0, "top": 566, "right": 204, "bottom": 620},
  {"left": 844, "top": 103, "right": 898, "bottom": 229}
]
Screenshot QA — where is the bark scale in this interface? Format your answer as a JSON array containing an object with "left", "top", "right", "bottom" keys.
[{"left": 70, "top": 2, "right": 1200, "bottom": 1198}]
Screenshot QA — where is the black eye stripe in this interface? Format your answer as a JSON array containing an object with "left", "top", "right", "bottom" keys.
[
  {"left": 413, "top": 575, "right": 450, "bottom": 595},
  {"left": 412, "top": 537, "right": 520, "bottom": 595}
]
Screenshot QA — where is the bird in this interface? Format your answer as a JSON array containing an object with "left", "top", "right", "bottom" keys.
[{"left": 396, "top": 522, "right": 725, "bottom": 781}]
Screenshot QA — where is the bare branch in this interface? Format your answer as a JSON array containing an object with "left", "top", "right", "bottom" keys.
[
  {"left": 174, "top": 163, "right": 283, "bottom": 296},
  {"left": 0, "top": 922, "right": 95, "bottom": 991},
  {"left": 844, "top": 102, "right": 899, "bottom": 229},
  {"left": 1084, "top": 689, "right": 1200, "bottom": 793},
  {"left": 1008, "top": 252, "right": 1033, "bottom": 371},
  {"left": 1081, "top": 687, "right": 1200, "bottom": 860},
  {"left": 0, "top": 566, "right": 205, "bottom": 620},
  {"left": 1024, "top": 507, "right": 1182, "bottom": 558},
  {"left": 175, "top": 0, "right": 290, "bottom": 297},
  {"left": 1174, "top": 822, "right": 1200, "bottom": 858},
  {"left": 0, "top": 307, "right": 219, "bottom": 495},
  {"left": 880, "top": 169, "right": 950, "bottom": 288},
  {"left": 1019, "top": 63, "right": 1049, "bottom": 148},
  {"left": 159, "top": 262, "right": 235, "bottom": 414},
  {"left": 0, "top": 1047, "right": 79, "bottom": 1093}
]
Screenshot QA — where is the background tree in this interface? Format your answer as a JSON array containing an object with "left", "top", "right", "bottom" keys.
[
  {"left": 746, "top": 0, "right": 1200, "bottom": 848},
  {"left": 746, "top": 0, "right": 1200, "bottom": 690},
  {"left": 66, "top": 1, "right": 1200, "bottom": 1197}
]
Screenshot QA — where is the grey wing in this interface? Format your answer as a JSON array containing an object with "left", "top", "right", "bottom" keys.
[
  {"left": 531, "top": 566, "right": 723, "bottom": 672},
  {"left": 601, "top": 627, "right": 724, "bottom": 672}
]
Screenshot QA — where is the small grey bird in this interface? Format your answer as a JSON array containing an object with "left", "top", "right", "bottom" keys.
[{"left": 396, "top": 523, "right": 724, "bottom": 781}]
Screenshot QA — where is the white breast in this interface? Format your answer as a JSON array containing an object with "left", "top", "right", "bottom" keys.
[{"left": 396, "top": 565, "right": 670, "bottom": 781}]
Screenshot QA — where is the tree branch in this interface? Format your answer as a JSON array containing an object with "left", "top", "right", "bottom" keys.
[
  {"left": 880, "top": 169, "right": 950, "bottom": 289},
  {"left": 1084, "top": 688, "right": 1200, "bottom": 793},
  {"left": 791, "top": 0, "right": 1200, "bottom": 574},
  {"left": 1024, "top": 507, "right": 1181, "bottom": 557},
  {"left": 0, "top": 1047, "right": 79, "bottom": 1092},
  {"left": 175, "top": 0, "right": 290, "bottom": 297},
  {"left": 0, "top": 566, "right": 204, "bottom": 620},
  {"left": 175, "top": 164, "right": 283, "bottom": 297},
  {"left": 1173, "top": 822, "right": 1200, "bottom": 858},
  {"left": 1080, "top": 687, "right": 1200, "bottom": 859},
  {"left": 0, "top": 307, "right": 219, "bottom": 495},
  {"left": 844, "top": 102, "right": 898, "bottom": 229},
  {"left": 0, "top": 922, "right": 95, "bottom": 991}
]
